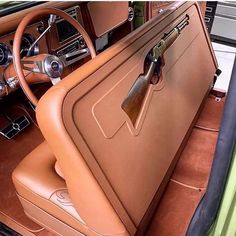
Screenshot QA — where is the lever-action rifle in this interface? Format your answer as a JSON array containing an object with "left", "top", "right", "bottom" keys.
[{"left": 121, "top": 15, "right": 189, "bottom": 125}]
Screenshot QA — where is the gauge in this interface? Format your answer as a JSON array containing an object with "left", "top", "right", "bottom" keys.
[
  {"left": 0, "top": 43, "right": 12, "bottom": 66},
  {"left": 20, "top": 33, "right": 39, "bottom": 58}
]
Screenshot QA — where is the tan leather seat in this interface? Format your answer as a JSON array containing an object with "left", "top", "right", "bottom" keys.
[
  {"left": 12, "top": 141, "right": 127, "bottom": 236},
  {"left": 12, "top": 141, "right": 87, "bottom": 235}
]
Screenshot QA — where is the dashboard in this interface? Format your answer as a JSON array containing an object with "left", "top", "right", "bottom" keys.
[
  {"left": 0, "top": 1, "right": 130, "bottom": 99},
  {"left": 0, "top": 21, "right": 48, "bottom": 95},
  {"left": 0, "top": 25, "right": 44, "bottom": 67},
  {"left": 0, "top": 3, "right": 89, "bottom": 98}
]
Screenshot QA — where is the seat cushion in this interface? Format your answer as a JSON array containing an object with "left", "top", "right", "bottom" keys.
[{"left": 12, "top": 141, "right": 91, "bottom": 235}]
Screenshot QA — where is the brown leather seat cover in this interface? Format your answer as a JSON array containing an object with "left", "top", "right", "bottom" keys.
[
  {"left": 13, "top": 2, "right": 217, "bottom": 235},
  {"left": 12, "top": 141, "right": 127, "bottom": 236},
  {"left": 12, "top": 142, "right": 86, "bottom": 234}
]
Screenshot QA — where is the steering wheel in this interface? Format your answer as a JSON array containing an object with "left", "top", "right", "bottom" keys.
[{"left": 13, "top": 8, "right": 96, "bottom": 106}]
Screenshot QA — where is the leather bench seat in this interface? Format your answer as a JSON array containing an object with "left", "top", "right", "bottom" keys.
[{"left": 12, "top": 141, "right": 93, "bottom": 236}]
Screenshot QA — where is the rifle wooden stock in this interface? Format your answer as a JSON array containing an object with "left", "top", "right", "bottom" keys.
[{"left": 121, "top": 62, "right": 156, "bottom": 125}]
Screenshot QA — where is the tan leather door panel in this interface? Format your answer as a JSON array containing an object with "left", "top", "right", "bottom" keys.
[{"left": 37, "top": 2, "right": 217, "bottom": 235}]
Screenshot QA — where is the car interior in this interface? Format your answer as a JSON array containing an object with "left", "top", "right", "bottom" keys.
[{"left": 0, "top": 1, "right": 231, "bottom": 236}]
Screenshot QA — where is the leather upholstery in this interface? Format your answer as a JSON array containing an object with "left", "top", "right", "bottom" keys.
[
  {"left": 12, "top": 142, "right": 85, "bottom": 232},
  {"left": 12, "top": 2, "right": 217, "bottom": 236},
  {"left": 12, "top": 141, "right": 127, "bottom": 236}
]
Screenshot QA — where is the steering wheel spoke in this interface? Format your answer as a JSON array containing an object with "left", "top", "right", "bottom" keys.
[
  {"left": 22, "top": 57, "right": 61, "bottom": 86},
  {"left": 49, "top": 77, "right": 61, "bottom": 85},
  {"left": 21, "top": 60, "right": 44, "bottom": 73}
]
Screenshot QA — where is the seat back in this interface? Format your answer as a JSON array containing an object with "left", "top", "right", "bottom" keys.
[{"left": 36, "top": 2, "right": 217, "bottom": 235}]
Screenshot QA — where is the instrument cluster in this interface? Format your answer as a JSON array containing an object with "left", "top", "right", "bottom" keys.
[
  {"left": 0, "top": 43, "right": 12, "bottom": 66},
  {"left": 0, "top": 33, "right": 39, "bottom": 66}
]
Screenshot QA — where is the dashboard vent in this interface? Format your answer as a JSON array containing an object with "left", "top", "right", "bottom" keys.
[{"left": 55, "top": 6, "right": 79, "bottom": 23}]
